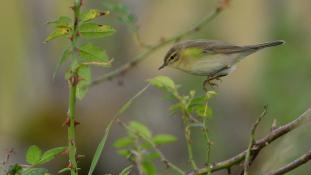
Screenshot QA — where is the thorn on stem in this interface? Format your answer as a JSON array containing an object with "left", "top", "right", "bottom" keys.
[{"left": 63, "top": 117, "right": 80, "bottom": 127}]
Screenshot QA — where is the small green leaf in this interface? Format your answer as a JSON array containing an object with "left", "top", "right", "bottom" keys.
[
  {"left": 53, "top": 48, "right": 72, "bottom": 79},
  {"left": 153, "top": 134, "right": 177, "bottom": 145},
  {"left": 148, "top": 76, "right": 176, "bottom": 92},
  {"left": 80, "top": 9, "right": 101, "bottom": 22},
  {"left": 118, "top": 165, "right": 133, "bottom": 175},
  {"left": 79, "top": 43, "right": 109, "bottom": 62},
  {"left": 26, "top": 145, "right": 42, "bottom": 165},
  {"left": 113, "top": 137, "right": 133, "bottom": 148},
  {"left": 38, "top": 147, "right": 66, "bottom": 165},
  {"left": 145, "top": 152, "right": 160, "bottom": 160},
  {"left": 21, "top": 168, "right": 48, "bottom": 175},
  {"left": 195, "top": 105, "right": 213, "bottom": 118},
  {"left": 48, "top": 16, "right": 71, "bottom": 28},
  {"left": 141, "top": 161, "right": 156, "bottom": 175},
  {"left": 8, "top": 164, "right": 23, "bottom": 174},
  {"left": 206, "top": 91, "right": 217, "bottom": 98},
  {"left": 76, "top": 66, "right": 91, "bottom": 100},
  {"left": 117, "top": 149, "right": 132, "bottom": 158},
  {"left": 45, "top": 27, "right": 71, "bottom": 43},
  {"left": 80, "top": 23, "right": 116, "bottom": 38},
  {"left": 129, "top": 121, "right": 152, "bottom": 138}
]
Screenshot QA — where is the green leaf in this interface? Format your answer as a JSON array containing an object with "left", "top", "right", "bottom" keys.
[
  {"left": 128, "top": 121, "right": 152, "bottom": 138},
  {"left": 113, "top": 137, "right": 133, "bottom": 148},
  {"left": 117, "top": 149, "right": 132, "bottom": 158},
  {"left": 79, "top": 43, "right": 109, "bottom": 62},
  {"left": 141, "top": 161, "right": 156, "bottom": 175},
  {"left": 80, "top": 23, "right": 116, "bottom": 38},
  {"left": 195, "top": 105, "right": 213, "bottom": 118},
  {"left": 80, "top": 9, "right": 102, "bottom": 22},
  {"left": 87, "top": 119, "right": 114, "bottom": 175},
  {"left": 38, "top": 147, "right": 66, "bottom": 165},
  {"left": 153, "top": 134, "right": 177, "bottom": 145},
  {"left": 8, "top": 164, "right": 23, "bottom": 174},
  {"left": 26, "top": 145, "right": 42, "bottom": 165},
  {"left": 118, "top": 165, "right": 133, "bottom": 175},
  {"left": 76, "top": 66, "right": 92, "bottom": 100},
  {"left": 53, "top": 48, "right": 72, "bottom": 79},
  {"left": 145, "top": 152, "right": 160, "bottom": 160},
  {"left": 44, "top": 27, "right": 71, "bottom": 43},
  {"left": 148, "top": 76, "right": 176, "bottom": 92},
  {"left": 48, "top": 16, "right": 71, "bottom": 28},
  {"left": 21, "top": 168, "right": 48, "bottom": 175}
]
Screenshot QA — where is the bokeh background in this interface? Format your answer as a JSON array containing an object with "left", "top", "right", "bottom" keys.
[{"left": 1, "top": 0, "right": 311, "bottom": 174}]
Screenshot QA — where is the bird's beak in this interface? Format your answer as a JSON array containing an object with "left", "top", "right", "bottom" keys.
[{"left": 158, "top": 64, "right": 166, "bottom": 70}]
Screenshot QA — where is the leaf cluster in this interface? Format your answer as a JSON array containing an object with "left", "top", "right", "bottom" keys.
[
  {"left": 114, "top": 121, "right": 177, "bottom": 175},
  {"left": 46, "top": 8, "right": 116, "bottom": 99},
  {"left": 6, "top": 145, "right": 65, "bottom": 175}
]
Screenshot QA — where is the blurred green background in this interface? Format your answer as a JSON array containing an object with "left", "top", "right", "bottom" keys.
[{"left": 1, "top": 0, "right": 311, "bottom": 174}]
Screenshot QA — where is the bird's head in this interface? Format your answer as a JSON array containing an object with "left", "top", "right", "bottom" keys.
[{"left": 158, "top": 46, "right": 181, "bottom": 70}]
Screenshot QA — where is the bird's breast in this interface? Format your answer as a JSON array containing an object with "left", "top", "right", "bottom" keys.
[{"left": 171, "top": 53, "right": 240, "bottom": 76}]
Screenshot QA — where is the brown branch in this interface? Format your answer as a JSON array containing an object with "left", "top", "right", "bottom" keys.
[
  {"left": 90, "top": 4, "right": 226, "bottom": 87},
  {"left": 188, "top": 107, "right": 311, "bottom": 175},
  {"left": 267, "top": 150, "right": 311, "bottom": 175}
]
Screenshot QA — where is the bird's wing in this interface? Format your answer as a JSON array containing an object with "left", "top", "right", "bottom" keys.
[{"left": 181, "top": 40, "right": 253, "bottom": 54}]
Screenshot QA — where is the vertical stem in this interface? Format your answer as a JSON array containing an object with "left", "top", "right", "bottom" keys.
[
  {"left": 68, "top": 80, "right": 78, "bottom": 175},
  {"left": 183, "top": 113, "right": 198, "bottom": 170},
  {"left": 203, "top": 119, "right": 212, "bottom": 175},
  {"left": 67, "top": 0, "right": 81, "bottom": 174}
]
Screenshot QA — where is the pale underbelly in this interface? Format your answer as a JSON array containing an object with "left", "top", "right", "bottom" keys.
[{"left": 173, "top": 54, "right": 240, "bottom": 76}]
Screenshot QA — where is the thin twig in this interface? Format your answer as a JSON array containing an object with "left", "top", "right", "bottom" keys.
[
  {"left": 90, "top": 6, "right": 224, "bottom": 86},
  {"left": 267, "top": 150, "right": 311, "bottom": 175},
  {"left": 243, "top": 106, "right": 267, "bottom": 175},
  {"left": 188, "top": 107, "right": 311, "bottom": 175}
]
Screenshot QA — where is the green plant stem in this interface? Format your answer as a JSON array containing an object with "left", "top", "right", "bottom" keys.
[
  {"left": 183, "top": 114, "right": 198, "bottom": 170},
  {"left": 202, "top": 119, "right": 212, "bottom": 169},
  {"left": 90, "top": 7, "right": 223, "bottom": 86},
  {"left": 67, "top": 1, "right": 81, "bottom": 175},
  {"left": 68, "top": 82, "right": 78, "bottom": 174},
  {"left": 243, "top": 107, "right": 267, "bottom": 175}
]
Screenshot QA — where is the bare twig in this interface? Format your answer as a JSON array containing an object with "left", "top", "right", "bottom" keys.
[
  {"left": 267, "top": 150, "right": 311, "bottom": 175},
  {"left": 90, "top": 5, "right": 225, "bottom": 86},
  {"left": 243, "top": 106, "right": 267, "bottom": 175},
  {"left": 188, "top": 107, "right": 311, "bottom": 175}
]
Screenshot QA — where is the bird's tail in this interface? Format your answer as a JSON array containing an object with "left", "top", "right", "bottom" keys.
[{"left": 246, "top": 40, "right": 285, "bottom": 50}]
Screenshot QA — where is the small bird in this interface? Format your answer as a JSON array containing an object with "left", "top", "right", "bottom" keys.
[{"left": 159, "top": 40, "right": 285, "bottom": 90}]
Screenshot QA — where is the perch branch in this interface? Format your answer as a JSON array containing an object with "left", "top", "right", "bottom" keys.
[
  {"left": 188, "top": 107, "right": 311, "bottom": 175},
  {"left": 267, "top": 150, "right": 311, "bottom": 175}
]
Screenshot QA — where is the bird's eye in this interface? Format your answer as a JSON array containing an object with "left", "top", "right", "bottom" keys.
[{"left": 169, "top": 53, "right": 177, "bottom": 61}]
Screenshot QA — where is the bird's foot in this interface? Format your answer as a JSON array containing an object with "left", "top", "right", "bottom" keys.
[
  {"left": 203, "top": 74, "right": 227, "bottom": 91},
  {"left": 203, "top": 78, "right": 218, "bottom": 91}
]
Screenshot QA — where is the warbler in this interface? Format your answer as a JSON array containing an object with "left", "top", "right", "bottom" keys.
[{"left": 159, "top": 40, "right": 285, "bottom": 89}]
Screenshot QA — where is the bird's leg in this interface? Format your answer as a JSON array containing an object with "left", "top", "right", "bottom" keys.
[
  {"left": 203, "top": 76, "right": 218, "bottom": 91},
  {"left": 203, "top": 65, "right": 230, "bottom": 91}
]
